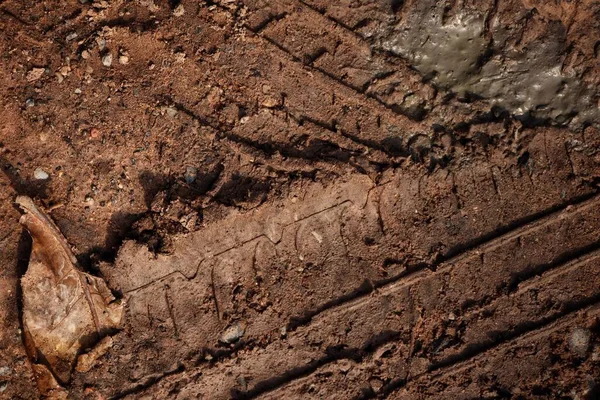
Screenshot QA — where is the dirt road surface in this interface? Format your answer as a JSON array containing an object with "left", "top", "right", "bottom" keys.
[{"left": 1, "top": 0, "right": 599, "bottom": 398}]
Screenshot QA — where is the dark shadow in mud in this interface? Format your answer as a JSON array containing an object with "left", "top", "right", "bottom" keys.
[
  {"left": 213, "top": 174, "right": 271, "bottom": 207},
  {"left": 76, "top": 211, "right": 147, "bottom": 273},
  {"left": 139, "top": 164, "right": 224, "bottom": 208},
  {"left": 139, "top": 170, "right": 171, "bottom": 208},
  {"left": 12, "top": 229, "right": 31, "bottom": 353}
]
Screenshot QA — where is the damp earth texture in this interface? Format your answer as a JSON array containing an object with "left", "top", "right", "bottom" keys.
[{"left": 1, "top": 0, "right": 600, "bottom": 399}]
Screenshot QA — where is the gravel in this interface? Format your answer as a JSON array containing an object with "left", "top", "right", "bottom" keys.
[
  {"left": 569, "top": 327, "right": 591, "bottom": 358},
  {"left": 219, "top": 322, "right": 245, "bottom": 344},
  {"left": 33, "top": 168, "right": 49, "bottom": 180},
  {"left": 102, "top": 53, "right": 113, "bottom": 67}
]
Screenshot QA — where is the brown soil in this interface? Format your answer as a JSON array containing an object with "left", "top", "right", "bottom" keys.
[{"left": 1, "top": 0, "right": 600, "bottom": 399}]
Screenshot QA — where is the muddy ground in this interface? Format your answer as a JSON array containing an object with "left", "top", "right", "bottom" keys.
[{"left": 1, "top": 0, "right": 600, "bottom": 399}]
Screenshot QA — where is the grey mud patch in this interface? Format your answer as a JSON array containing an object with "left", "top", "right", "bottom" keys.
[{"left": 378, "top": 6, "right": 600, "bottom": 127}]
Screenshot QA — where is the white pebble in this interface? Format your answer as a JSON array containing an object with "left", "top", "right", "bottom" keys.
[
  {"left": 570, "top": 327, "right": 591, "bottom": 357},
  {"left": 33, "top": 168, "right": 49, "bottom": 180},
  {"left": 166, "top": 107, "right": 178, "bottom": 117},
  {"left": 102, "top": 53, "right": 113, "bottom": 67}
]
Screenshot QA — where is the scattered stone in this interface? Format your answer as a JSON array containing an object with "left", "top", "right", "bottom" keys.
[
  {"left": 74, "top": 88, "right": 82, "bottom": 94},
  {"left": 0, "top": 383, "right": 6, "bottom": 393},
  {"left": 166, "top": 106, "right": 178, "bottom": 118},
  {"left": 96, "top": 37, "right": 106, "bottom": 51},
  {"left": 102, "top": 53, "right": 113, "bottom": 67},
  {"left": 280, "top": 326, "right": 287, "bottom": 337},
  {"left": 569, "top": 327, "right": 591, "bottom": 358},
  {"left": 58, "top": 65, "right": 71, "bottom": 78},
  {"left": 174, "top": 51, "right": 186, "bottom": 64},
  {"left": 66, "top": 32, "right": 78, "bottom": 41},
  {"left": 448, "top": 312, "right": 456, "bottom": 321},
  {"left": 25, "top": 98, "right": 35, "bottom": 108},
  {"left": 219, "top": 322, "right": 245, "bottom": 344},
  {"left": 338, "top": 360, "right": 352, "bottom": 373},
  {"left": 118, "top": 54, "right": 129, "bottom": 65},
  {"left": 261, "top": 97, "right": 279, "bottom": 108},
  {"left": 26, "top": 67, "right": 45, "bottom": 82},
  {"left": 81, "top": 50, "right": 90, "bottom": 59},
  {"left": 90, "top": 128, "right": 101, "bottom": 139},
  {"left": 33, "top": 168, "right": 49, "bottom": 180},
  {"left": 173, "top": 4, "right": 185, "bottom": 17},
  {"left": 0, "top": 366, "right": 11, "bottom": 376},
  {"left": 184, "top": 166, "right": 197, "bottom": 184}
]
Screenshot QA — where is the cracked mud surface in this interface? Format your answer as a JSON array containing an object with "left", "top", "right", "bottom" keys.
[{"left": 1, "top": 0, "right": 600, "bottom": 398}]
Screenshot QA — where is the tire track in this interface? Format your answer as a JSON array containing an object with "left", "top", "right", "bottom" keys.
[
  {"left": 289, "top": 191, "right": 600, "bottom": 329},
  {"left": 382, "top": 301, "right": 600, "bottom": 399},
  {"left": 113, "top": 186, "right": 600, "bottom": 399}
]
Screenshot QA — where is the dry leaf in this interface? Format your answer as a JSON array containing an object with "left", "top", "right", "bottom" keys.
[{"left": 16, "top": 196, "right": 124, "bottom": 398}]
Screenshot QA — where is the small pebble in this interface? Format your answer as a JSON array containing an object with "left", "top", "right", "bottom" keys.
[
  {"left": 118, "top": 55, "right": 129, "bottom": 65},
  {"left": 25, "top": 98, "right": 35, "bottom": 107},
  {"left": 90, "top": 128, "right": 101, "bottom": 139},
  {"left": 184, "top": 166, "right": 197, "bottom": 184},
  {"left": 26, "top": 67, "right": 45, "bottom": 82},
  {"left": 33, "top": 168, "right": 49, "bottom": 180},
  {"left": 166, "top": 107, "right": 178, "bottom": 118},
  {"left": 173, "top": 4, "right": 185, "bottom": 16},
  {"left": 81, "top": 50, "right": 90, "bottom": 59},
  {"left": 0, "top": 366, "right": 11, "bottom": 376},
  {"left": 0, "top": 383, "right": 7, "bottom": 393},
  {"left": 74, "top": 88, "right": 82, "bottom": 94},
  {"left": 569, "top": 327, "right": 591, "bottom": 358},
  {"left": 66, "top": 32, "right": 78, "bottom": 41},
  {"left": 102, "top": 53, "right": 113, "bottom": 67},
  {"left": 338, "top": 360, "right": 352, "bottom": 373},
  {"left": 219, "top": 322, "right": 245, "bottom": 344},
  {"left": 96, "top": 37, "right": 106, "bottom": 51},
  {"left": 261, "top": 97, "right": 279, "bottom": 108}
]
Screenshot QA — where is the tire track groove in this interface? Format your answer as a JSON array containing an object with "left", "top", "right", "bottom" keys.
[
  {"left": 286, "top": 192, "right": 600, "bottom": 330},
  {"left": 376, "top": 300, "right": 600, "bottom": 399}
]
